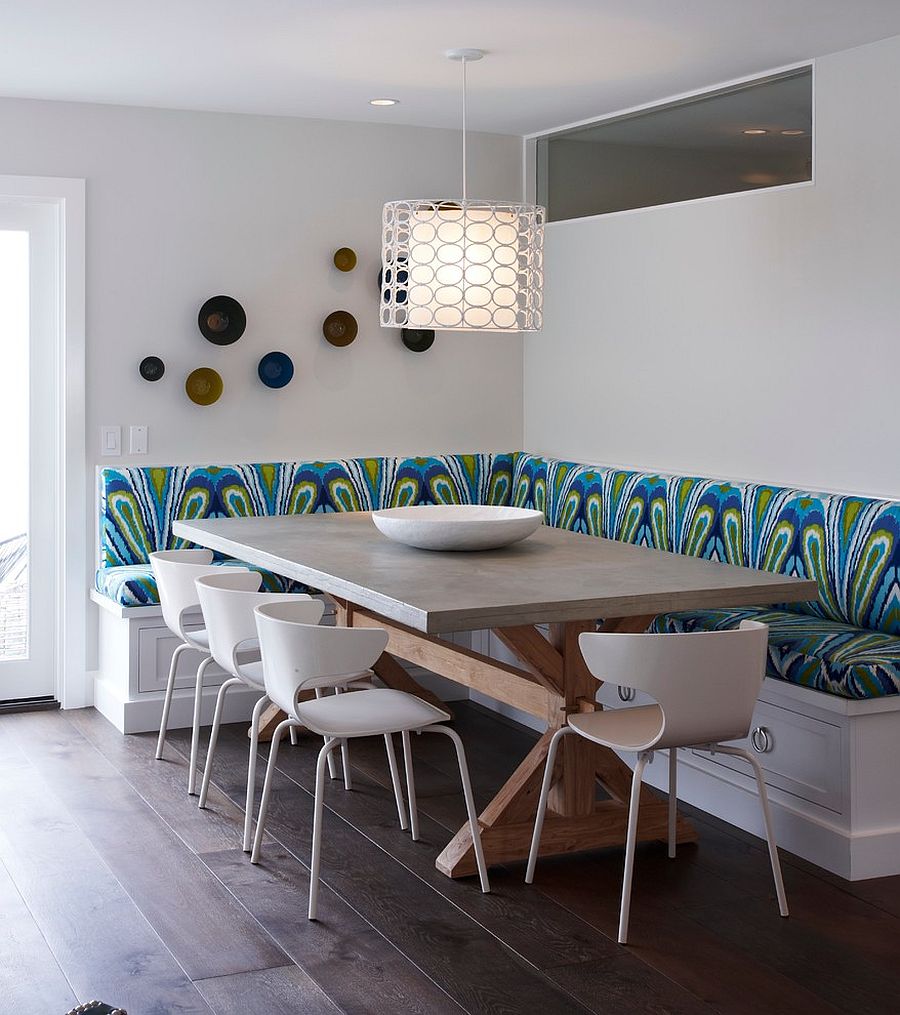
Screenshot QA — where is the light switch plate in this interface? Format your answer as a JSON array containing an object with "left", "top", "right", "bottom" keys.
[
  {"left": 100, "top": 425, "right": 121, "bottom": 456},
  {"left": 129, "top": 425, "right": 148, "bottom": 455}
]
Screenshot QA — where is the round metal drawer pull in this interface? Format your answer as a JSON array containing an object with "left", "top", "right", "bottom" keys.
[
  {"left": 618, "top": 686, "right": 636, "bottom": 702},
  {"left": 751, "top": 726, "right": 773, "bottom": 753}
]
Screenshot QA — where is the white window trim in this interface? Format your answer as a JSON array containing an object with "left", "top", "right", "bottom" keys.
[{"left": 0, "top": 176, "right": 87, "bottom": 708}]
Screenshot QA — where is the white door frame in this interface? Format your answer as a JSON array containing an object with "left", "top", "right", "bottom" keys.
[{"left": 0, "top": 176, "right": 86, "bottom": 708}]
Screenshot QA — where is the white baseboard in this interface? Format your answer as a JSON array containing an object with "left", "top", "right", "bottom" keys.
[{"left": 93, "top": 676, "right": 265, "bottom": 734}]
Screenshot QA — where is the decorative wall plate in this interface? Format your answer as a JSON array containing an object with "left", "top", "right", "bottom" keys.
[
  {"left": 323, "top": 310, "right": 358, "bottom": 347},
  {"left": 333, "top": 247, "right": 357, "bottom": 272},
  {"left": 258, "top": 351, "right": 294, "bottom": 388},
  {"left": 198, "top": 295, "right": 246, "bottom": 345},
  {"left": 401, "top": 328, "right": 435, "bottom": 352},
  {"left": 139, "top": 355, "right": 165, "bottom": 381},
  {"left": 185, "top": 367, "right": 223, "bottom": 405}
]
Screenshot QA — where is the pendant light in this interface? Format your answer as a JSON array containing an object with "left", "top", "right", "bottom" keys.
[{"left": 381, "top": 49, "right": 544, "bottom": 332}]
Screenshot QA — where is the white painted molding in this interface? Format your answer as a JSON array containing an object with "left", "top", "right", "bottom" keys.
[{"left": 0, "top": 176, "right": 86, "bottom": 709}]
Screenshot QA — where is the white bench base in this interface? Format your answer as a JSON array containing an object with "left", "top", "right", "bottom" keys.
[
  {"left": 89, "top": 590, "right": 466, "bottom": 735},
  {"left": 622, "top": 676, "right": 900, "bottom": 882},
  {"left": 475, "top": 629, "right": 900, "bottom": 882}
]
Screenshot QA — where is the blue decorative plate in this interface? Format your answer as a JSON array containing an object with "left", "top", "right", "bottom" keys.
[{"left": 257, "top": 351, "right": 294, "bottom": 388}]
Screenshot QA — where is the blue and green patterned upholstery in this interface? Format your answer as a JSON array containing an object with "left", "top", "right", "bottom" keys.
[
  {"left": 97, "top": 453, "right": 515, "bottom": 602},
  {"left": 511, "top": 454, "right": 900, "bottom": 637},
  {"left": 95, "top": 449, "right": 900, "bottom": 698},
  {"left": 511, "top": 453, "right": 900, "bottom": 698},
  {"left": 94, "top": 561, "right": 303, "bottom": 608},
  {"left": 649, "top": 608, "right": 900, "bottom": 700}
]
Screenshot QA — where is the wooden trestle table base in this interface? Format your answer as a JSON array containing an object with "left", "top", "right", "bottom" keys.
[
  {"left": 173, "top": 512, "right": 817, "bottom": 879},
  {"left": 340, "top": 601, "right": 697, "bottom": 877}
]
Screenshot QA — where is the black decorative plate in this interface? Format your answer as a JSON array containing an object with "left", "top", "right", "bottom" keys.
[
  {"left": 401, "top": 328, "right": 435, "bottom": 352},
  {"left": 139, "top": 355, "right": 165, "bottom": 381},
  {"left": 198, "top": 295, "right": 246, "bottom": 345}
]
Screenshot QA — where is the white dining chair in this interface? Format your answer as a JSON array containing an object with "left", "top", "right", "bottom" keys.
[
  {"left": 250, "top": 600, "right": 490, "bottom": 919},
  {"left": 193, "top": 572, "right": 405, "bottom": 849},
  {"left": 150, "top": 549, "right": 246, "bottom": 795},
  {"left": 525, "top": 620, "right": 788, "bottom": 945},
  {"left": 194, "top": 571, "right": 321, "bottom": 850}
]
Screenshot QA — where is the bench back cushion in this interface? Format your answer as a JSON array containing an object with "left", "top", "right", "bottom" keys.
[
  {"left": 512, "top": 453, "right": 900, "bottom": 637},
  {"left": 100, "top": 454, "right": 515, "bottom": 569}
]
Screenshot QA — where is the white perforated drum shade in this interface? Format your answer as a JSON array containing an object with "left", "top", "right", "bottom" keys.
[{"left": 380, "top": 199, "right": 544, "bottom": 332}]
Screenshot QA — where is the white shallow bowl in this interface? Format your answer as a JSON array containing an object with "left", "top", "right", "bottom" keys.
[{"left": 372, "top": 504, "right": 544, "bottom": 551}]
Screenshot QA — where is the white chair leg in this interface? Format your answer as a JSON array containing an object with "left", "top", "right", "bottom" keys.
[
  {"left": 341, "top": 740, "right": 352, "bottom": 791},
  {"left": 155, "top": 641, "right": 188, "bottom": 760},
  {"left": 423, "top": 726, "right": 490, "bottom": 894},
  {"left": 309, "top": 738, "right": 341, "bottom": 921},
  {"left": 198, "top": 677, "right": 241, "bottom": 809},
  {"left": 334, "top": 685, "right": 353, "bottom": 789},
  {"left": 619, "top": 752, "right": 649, "bottom": 945},
  {"left": 188, "top": 655, "right": 214, "bottom": 796},
  {"left": 715, "top": 745, "right": 789, "bottom": 917},
  {"left": 384, "top": 733, "right": 409, "bottom": 831},
  {"left": 289, "top": 726, "right": 298, "bottom": 747},
  {"left": 243, "top": 694, "right": 269, "bottom": 852},
  {"left": 315, "top": 688, "right": 339, "bottom": 780},
  {"left": 525, "top": 726, "right": 573, "bottom": 884},
  {"left": 668, "top": 747, "right": 677, "bottom": 859},
  {"left": 402, "top": 730, "right": 419, "bottom": 841},
  {"left": 250, "top": 718, "right": 294, "bottom": 864}
]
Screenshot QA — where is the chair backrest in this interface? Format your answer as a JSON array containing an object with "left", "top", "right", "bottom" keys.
[
  {"left": 195, "top": 571, "right": 315, "bottom": 678},
  {"left": 149, "top": 549, "right": 223, "bottom": 639},
  {"left": 578, "top": 620, "right": 769, "bottom": 749},
  {"left": 254, "top": 601, "right": 388, "bottom": 717}
]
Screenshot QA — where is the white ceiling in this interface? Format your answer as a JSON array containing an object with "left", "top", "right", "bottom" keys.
[{"left": 2, "top": 1, "right": 900, "bottom": 135}]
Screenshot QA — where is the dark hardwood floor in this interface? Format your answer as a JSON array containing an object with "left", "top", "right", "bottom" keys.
[{"left": 1, "top": 703, "right": 899, "bottom": 1015}]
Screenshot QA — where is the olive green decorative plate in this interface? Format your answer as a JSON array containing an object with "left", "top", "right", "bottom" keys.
[{"left": 185, "top": 366, "right": 223, "bottom": 405}]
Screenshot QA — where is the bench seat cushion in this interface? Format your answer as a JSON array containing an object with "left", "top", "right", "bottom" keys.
[
  {"left": 650, "top": 608, "right": 900, "bottom": 700},
  {"left": 95, "top": 562, "right": 310, "bottom": 608}
]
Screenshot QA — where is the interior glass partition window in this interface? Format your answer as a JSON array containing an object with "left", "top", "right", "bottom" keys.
[{"left": 537, "top": 68, "right": 812, "bottom": 222}]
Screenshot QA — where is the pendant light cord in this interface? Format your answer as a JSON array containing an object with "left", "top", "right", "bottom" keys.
[{"left": 461, "top": 56, "right": 467, "bottom": 202}]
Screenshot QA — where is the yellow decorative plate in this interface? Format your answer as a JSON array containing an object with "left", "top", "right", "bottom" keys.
[
  {"left": 333, "top": 247, "right": 357, "bottom": 272},
  {"left": 185, "top": 367, "right": 223, "bottom": 405}
]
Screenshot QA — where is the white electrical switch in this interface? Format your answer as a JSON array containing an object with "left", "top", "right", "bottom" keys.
[
  {"left": 100, "top": 425, "right": 121, "bottom": 456},
  {"left": 129, "top": 425, "right": 149, "bottom": 455}
]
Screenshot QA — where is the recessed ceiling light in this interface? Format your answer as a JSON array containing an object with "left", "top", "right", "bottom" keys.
[
  {"left": 370, "top": 98, "right": 399, "bottom": 106},
  {"left": 781, "top": 129, "right": 805, "bottom": 136},
  {"left": 742, "top": 128, "right": 768, "bottom": 135}
]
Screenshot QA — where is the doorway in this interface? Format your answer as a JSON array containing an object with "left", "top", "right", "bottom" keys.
[{"left": 0, "top": 201, "right": 59, "bottom": 702}]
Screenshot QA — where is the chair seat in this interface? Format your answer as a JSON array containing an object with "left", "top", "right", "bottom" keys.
[
  {"left": 294, "top": 687, "right": 450, "bottom": 738},
  {"left": 184, "top": 628, "right": 209, "bottom": 650},
  {"left": 94, "top": 562, "right": 313, "bottom": 607},
  {"left": 568, "top": 704, "right": 664, "bottom": 751},
  {"left": 650, "top": 608, "right": 900, "bottom": 700},
  {"left": 234, "top": 653, "right": 265, "bottom": 690}
]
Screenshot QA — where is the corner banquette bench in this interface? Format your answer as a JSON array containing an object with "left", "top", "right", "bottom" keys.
[{"left": 91, "top": 451, "right": 900, "bottom": 879}]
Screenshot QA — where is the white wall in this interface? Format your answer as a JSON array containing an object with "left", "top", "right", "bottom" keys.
[
  {"left": 525, "top": 35, "right": 900, "bottom": 500},
  {"left": 0, "top": 97, "right": 524, "bottom": 468},
  {"left": 0, "top": 97, "right": 523, "bottom": 677}
]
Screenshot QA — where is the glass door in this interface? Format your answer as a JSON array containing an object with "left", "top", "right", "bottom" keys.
[{"left": 0, "top": 201, "right": 58, "bottom": 702}]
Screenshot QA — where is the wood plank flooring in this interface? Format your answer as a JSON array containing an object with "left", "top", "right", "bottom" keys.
[{"left": 1, "top": 703, "right": 898, "bottom": 1014}]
